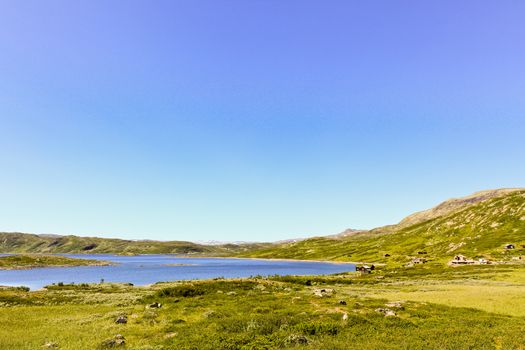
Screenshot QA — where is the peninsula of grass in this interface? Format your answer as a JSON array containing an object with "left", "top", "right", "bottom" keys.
[{"left": 0, "top": 254, "right": 112, "bottom": 270}]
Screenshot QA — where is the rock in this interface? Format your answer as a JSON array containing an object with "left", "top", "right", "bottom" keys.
[
  {"left": 375, "top": 308, "right": 397, "bottom": 317},
  {"left": 254, "top": 284, "right": 266, "bottom": 291},
  {"left": 204, "top": 310, "right": 216, "bottom": 318},
  {"left": 285, "top": 334, "right": 309, "bottom": 345},
  {"left": 226, "top": 291, "right": 237, "bottom": 296},
  {"left": 342, "top": 312, "right": 348, "bottom": 321},
  {"left": 100, "top": 335, "right": 125, "bottom": 348},
  {"left": 164, "top": 332, "right": 177, "bottom": 339},
  {"left": 115, "top": 315, "right": 127, "bottom": 324},
  {"left": 173, "top": 298, "right": 180, "bottom": 303},
  {"left": 313, "top": 288, "right": 335, "bottom": 297},
  {"left": 149, "top": 302, "right": 162, "bottom": 308},
  {"left": 339, "top": 300, "right": 347, "bottom": 305},
  {"left": 385, "top": 301, "right": 404, "bottom": 310},
  {"left": 43, "top": 342, "right": 58, "bottom": 348}
]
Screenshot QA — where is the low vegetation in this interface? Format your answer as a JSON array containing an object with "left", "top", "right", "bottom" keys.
[
  {"left": 0, "top": 254, "right": 112, "bottom": 270},
  {"left": 1, "top": 263, "right": 525, "bottom": 349}
]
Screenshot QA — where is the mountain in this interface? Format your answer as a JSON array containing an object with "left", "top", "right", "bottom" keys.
[
  {"left": 0, "top": 232, "right": 271, "bottom": 255},
  {"left": 238, "top": 188, "right": 525, "bottom": 264},
  {"left": 2, "top": 188, "right": 523, "bottom": 264}
]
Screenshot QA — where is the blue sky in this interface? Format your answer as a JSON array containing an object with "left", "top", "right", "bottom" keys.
[{"left": 0, "top": 1, "right": 524, "bottom": 241}]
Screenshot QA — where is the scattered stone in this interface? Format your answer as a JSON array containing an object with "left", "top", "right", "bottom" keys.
[
  {"left": 313, "top": 288, "right": 335, "bottom": 297},
  {"left": 204, "top": 310, "right": 216, "bottom": 318},
  {"left": 164, "top": 332, "right": 177, "bottom": 339},
  {"left": 43, "top": 342, "right": 58, "bottom": 348},
  {"left": 385, "top": 301, "right": 404, "bottom": 310},
  {"left": 149, "top": 302, "right": 162, "bottom": 308},
  {"left": 254, "top": 284, "right": 266, "bottom": 291},
  {"left": 285, "top": 334, "right": 309, "bottom": 345},
  {"left": 100, "top": 334, "right": 125, "bottom": 348},
  {"left": 339, "top": 300, "right": 347, "bottom": 305},
  {"left": 115, "top": 315, "right": 127, "bottom": 324},
  {"left": 375, "top": 308, "right": 397, "bottom": 317}
]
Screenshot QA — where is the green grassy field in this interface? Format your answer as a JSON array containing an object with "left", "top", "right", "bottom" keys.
[
  {"left": 0, "top": 254, "right": 112, "bottom": 270},
  {"left": 1, "top": 263, "right": 525, "bottom": 349}
]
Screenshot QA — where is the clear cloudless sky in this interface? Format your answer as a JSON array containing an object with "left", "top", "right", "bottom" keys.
[{"left": 0, "top": 1, "right": 524, "bottom": 242}]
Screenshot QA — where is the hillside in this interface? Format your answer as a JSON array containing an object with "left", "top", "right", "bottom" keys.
[
  {"left": 0, "top": 232, "right": 271, "bottom": 256},
  {"left": 238, "top": 189, "right": 525, "bottom": 264}
]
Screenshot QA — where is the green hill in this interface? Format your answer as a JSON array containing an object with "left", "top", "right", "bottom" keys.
[
  {"left": 238, "top": 189, "right": 525, "bottom": 265},
  {"left": 0, "top": 232, "right": 270, "bottom": 256}
]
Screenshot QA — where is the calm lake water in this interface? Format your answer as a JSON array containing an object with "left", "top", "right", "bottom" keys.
[{"left": 0, "top": 254, "right": 355, "bottom": 290}]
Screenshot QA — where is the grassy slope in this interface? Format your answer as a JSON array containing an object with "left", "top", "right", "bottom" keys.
[
  {"left": 1, "top": 265, "right": 525, "bottom": 349},
  {"left": 238, "top": 190, "right": 525, "bottom": 264},
  {"left": 0, "top": 232, "right": 271, "bottom": 256},
  {"left": 0, "top": 254, "right": 111, "bottom": 270}
]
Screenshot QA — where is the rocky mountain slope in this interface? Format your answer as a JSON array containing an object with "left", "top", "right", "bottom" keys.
[{"left": 238, "top": 188, "right": 525, "bottom": 264}]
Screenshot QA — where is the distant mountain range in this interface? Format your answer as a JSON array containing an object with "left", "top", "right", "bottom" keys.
[
  {"left": 0, "top": 232, "right": 271, "bottom": 256},
  {"left": 1, "top": 188, "right": 524, "bottom": 264}
]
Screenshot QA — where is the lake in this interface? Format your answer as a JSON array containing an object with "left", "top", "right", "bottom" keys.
[{"left": 0, "top": 254, "right": 356, "bottom": 290}]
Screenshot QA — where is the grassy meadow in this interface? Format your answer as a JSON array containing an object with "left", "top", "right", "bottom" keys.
[{"left": 1, "top": 263, "right": 525, "bottom": 349}]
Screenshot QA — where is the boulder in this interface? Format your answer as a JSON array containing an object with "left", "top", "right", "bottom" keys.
[
  {"left": 339, "top": 300, "right": 347, "bottom": 305},
  {"left": 115, "top": 315, "right": 127, "bottom": 324},
  {"left": 100, "top": 334, "right": 125, "bottom": 348},
  {"left": 313, "top": 288, "right": 335, "bottom": 297},
  {"left": 375, "top": 308, "right": 396, "bottom": 317},
  {"left": 149, "top": 302, "right": 162, "bottom": 308}
]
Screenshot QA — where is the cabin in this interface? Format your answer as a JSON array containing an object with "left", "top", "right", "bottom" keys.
[
  {"left": 505, "top": 244, "right": 515, "bottom": 249},
  {"left": 356, "top": 265, "right": 372, "bottom": 274}
]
